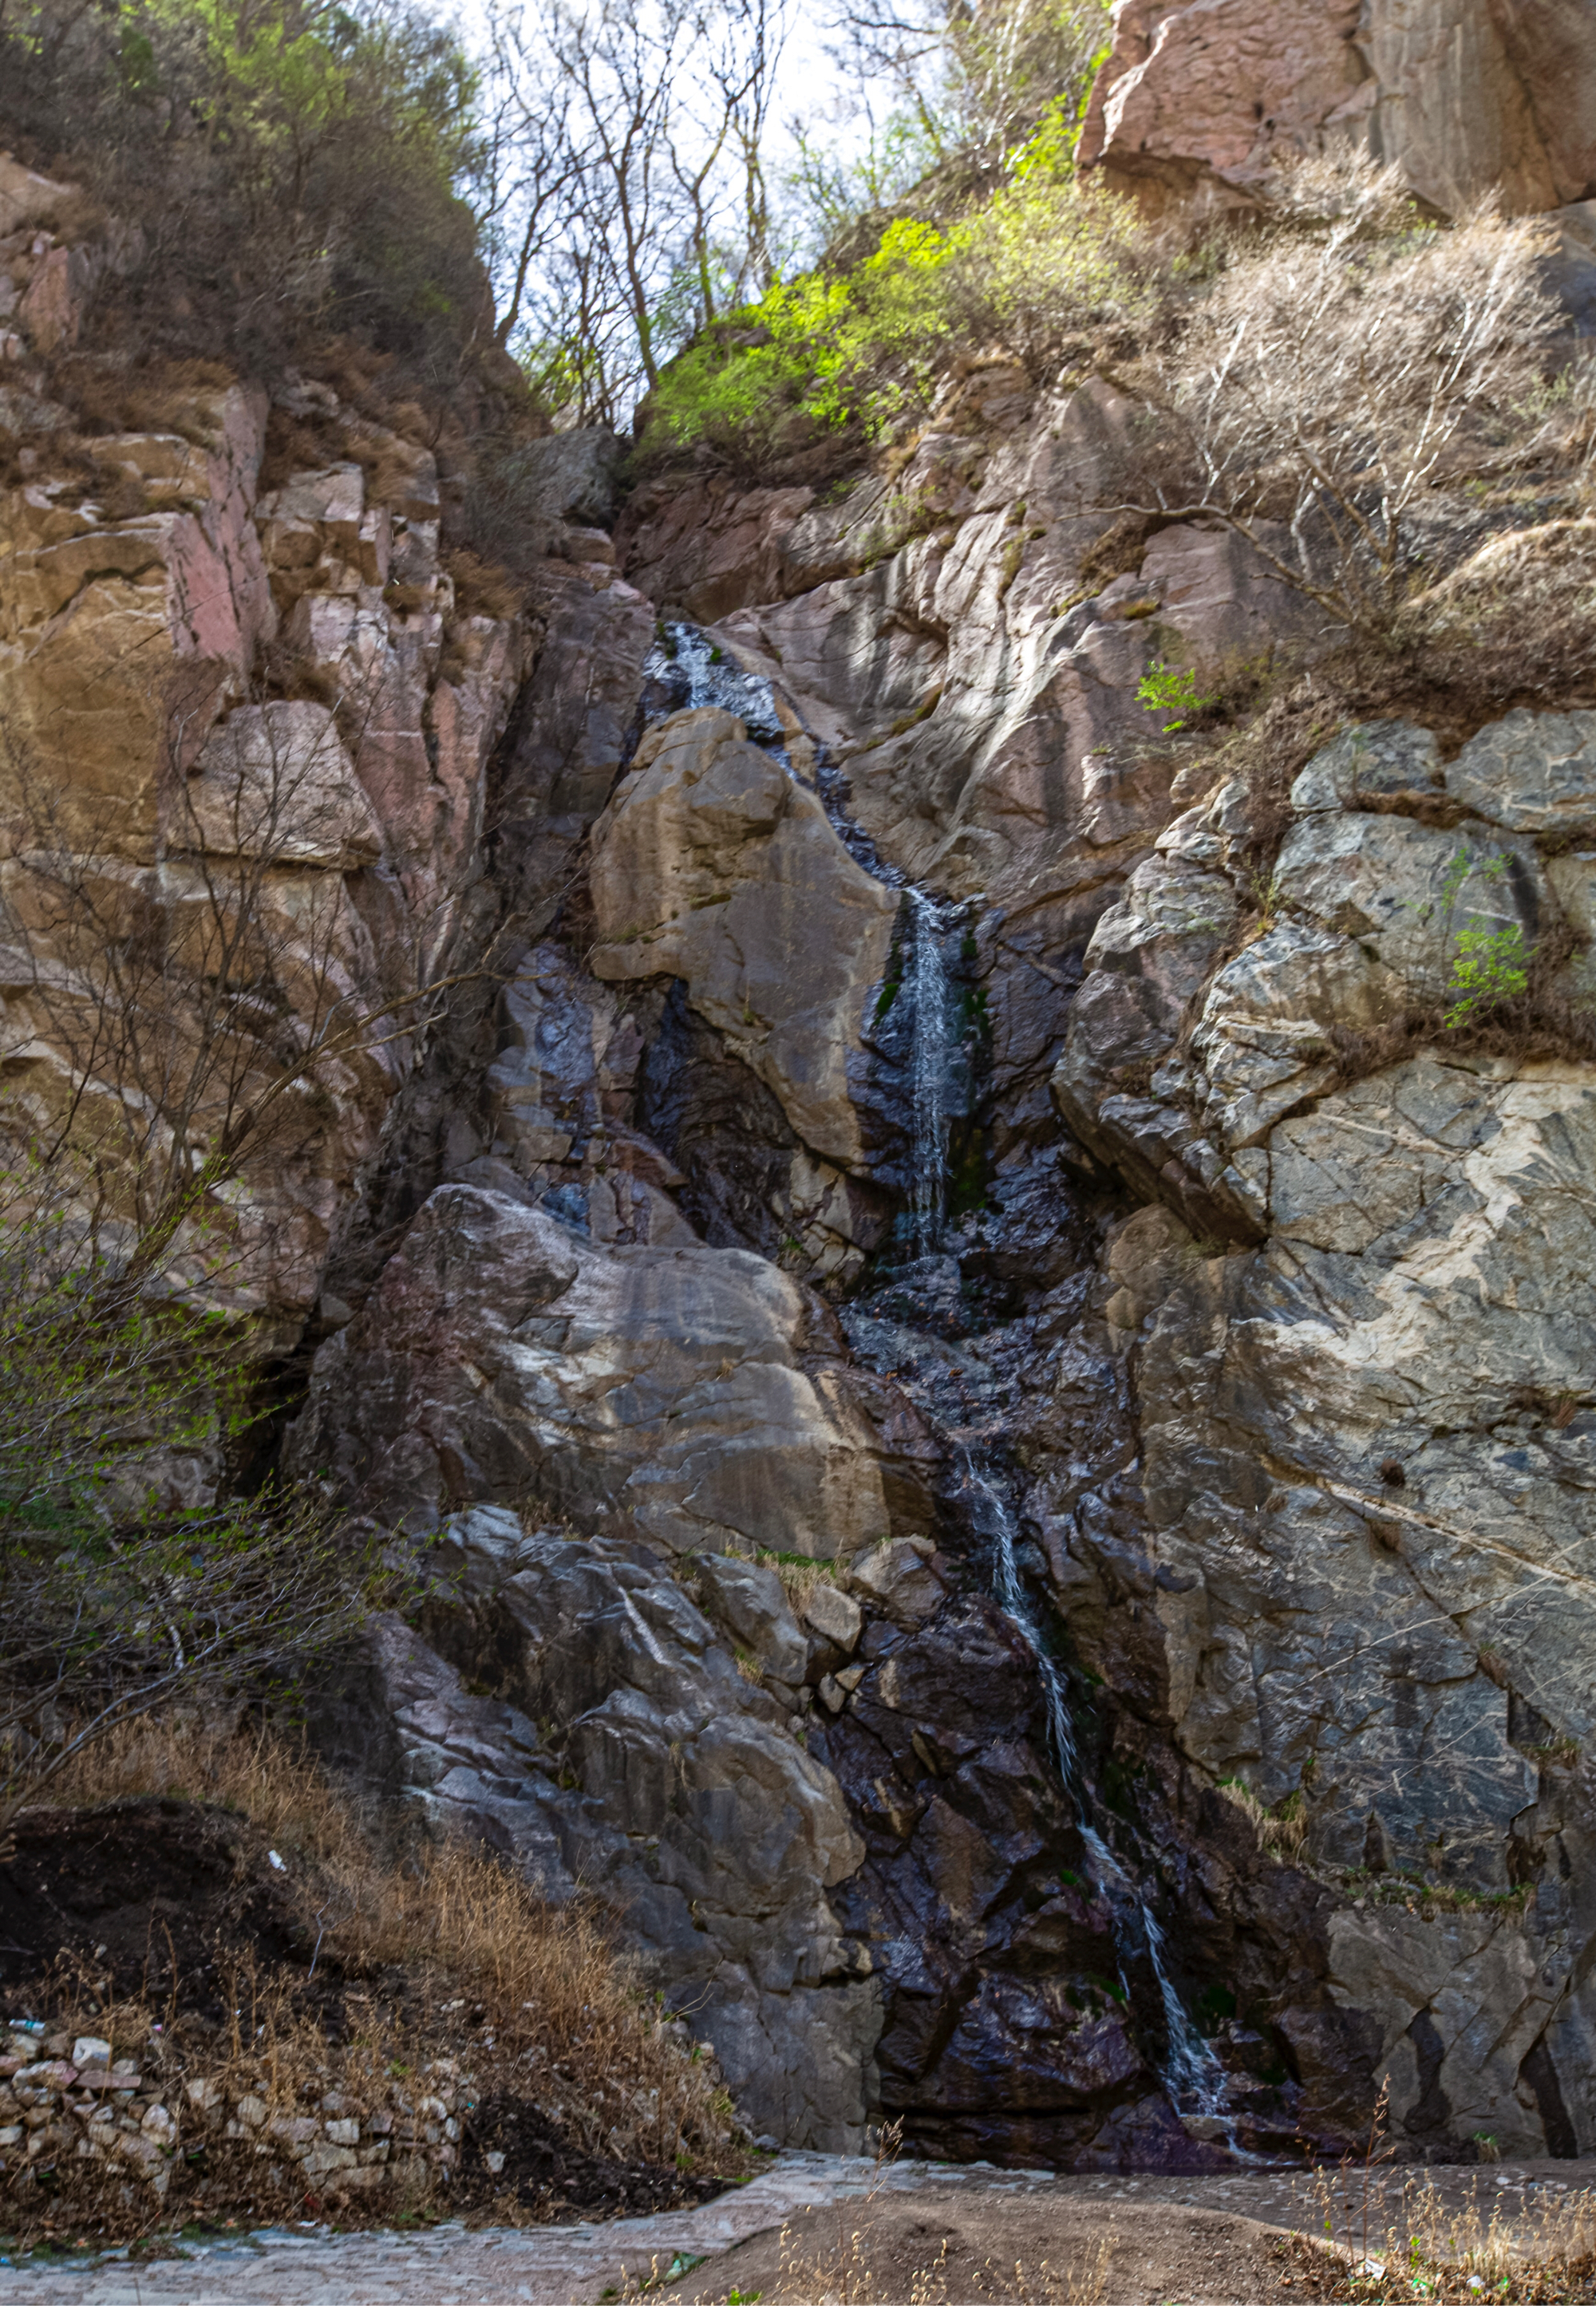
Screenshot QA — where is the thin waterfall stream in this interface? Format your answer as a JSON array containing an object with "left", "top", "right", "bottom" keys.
[{"left": 641, "top": 620, "right": 1254, "bottom": 2161}]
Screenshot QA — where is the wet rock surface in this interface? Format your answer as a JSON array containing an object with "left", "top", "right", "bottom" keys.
[{"left": 240, "top": 361, "right": 1596, "bottom": 2171}]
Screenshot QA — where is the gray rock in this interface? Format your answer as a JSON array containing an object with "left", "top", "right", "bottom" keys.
[
  {"left": 693, "top": 1552, "right": 808, "bottom": 1687},
  {"left": 1547, "top": 199, "right": 1596, "bottom": 334},
  {"left": 802, "top": 1580, "right": 863, "bottom": 1653},
  {"left": 1262, "top": 1052, "right": 1504, "bottom": 1256},
  {"left": 588, "top": 708, "right": 897, "bottom": 1170},
  {"left": 1136, "top": 1051, "right": 1596, "bottom": 1890},
  {"left": 1191, "top": 922, "right": 1385, "bottom": 1148},
  {"left": 1273, "top": 811, "right": 1547, "bottom": 991},
  {"left": 368, "top": 1530, "right": 879, "bottom": 2150},
  {"left": 1104, "top": 1202, "right": 1197, "bottom": 1341},
  {"left": 849, "top": 1537, "right": 944, "bottom": 1629},
  {"left": 504, "top": 430, "right": 626, "bottom": 528},
  {"left": 1083, "top": 852, "right": 1240, "bottom": 1010},
  {"left": 286, "top": 1183, "right": 891, "bottom": 1560},
  {"left": 1445, "top": 708, "right": 1596, "bottom": 836},
  {"left": 1290, "top": 721, "right": 1443, "bottom": 814}
]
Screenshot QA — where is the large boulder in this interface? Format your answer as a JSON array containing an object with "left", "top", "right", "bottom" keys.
[
  {"left": 182, "top": 701, "right": 383, "bottom": 866},
  {"left": 361, "top": 1512, "right": 879, "bottom": 2149},
  {"left": 286, "top": 1180, "right": 893, "bottom": 1559},
  {"left": 588, "top": 707, "right": 897, "bottom": 1170}
]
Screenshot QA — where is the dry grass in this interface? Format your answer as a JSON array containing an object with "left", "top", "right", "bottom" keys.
[
  {"left": 685, "top": 2213, "right": 1113, "bottom": 2306},
  {"left": 49, "top": 355, "right": 237, "bottom": 442},
  {"left": 45, "top": 1716, "right": 369, "bottom": 1866},
  {"left": 1287, "top": 2166, "right": 1596, "bottom": 2303},
  {"left": 19, "top": 1719, "right": 745, "bottom": 2219},
  {"left": 1217, "top": 1777, "right": 1308, "bottom": 1864},
  {"left": 445, "top": 547, "right": 529, "bottom": 621},
  {"left": 757, "top": 1552, "right": 842, "bottom": 1609}
]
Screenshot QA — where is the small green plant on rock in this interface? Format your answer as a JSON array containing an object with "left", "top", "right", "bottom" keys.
[
  {"left": 1444, "top": 922, "right": 1531, "bottom": 1028},
  {"left": 1136, "top": 657, "right": 1215, "bottom": 731}
]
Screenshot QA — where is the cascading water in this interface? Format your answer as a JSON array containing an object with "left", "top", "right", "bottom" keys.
[
  {"left": 960, "top": 1452, "right": 1247, "bottom": 2150},
  {"left": 903, "top": 890, "right": 954, "bottom": 1258},
  {"left": 642, "top": 620, "right": 790, "bottom": 749},
  {"left": 642, "top": 618, "right": 1254, "bottom": 2160}
]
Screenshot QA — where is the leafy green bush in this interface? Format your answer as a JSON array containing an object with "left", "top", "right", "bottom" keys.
[
  {"left": 641, "top": 128, "right": 1148, "bottom": 469},
  {"left": 640, "top": 219, "right": 957, "bottom": 464},
  {"left": 1444, "top": 923, "right": 1531, "bottom": 1029},
  {"left": 0, "top": 0, "right": 484, "bottom": 379},
  {"left": 1137, "top": 657, "right": 1215, "bottom": 731}
]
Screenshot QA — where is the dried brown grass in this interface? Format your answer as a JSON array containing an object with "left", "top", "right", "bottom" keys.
[
  {"left": 683, "top": 2203, "right": 1113, "bottom": 2306},
  {"left": 30, "top": 1720, "right": 743, "bottom": 2188},
  {"left": 49, "top": 355, "right": 237, "bottom": 442},
  {"left": 445, "top": 547, "right": 529, "bottom": 621},
  {"left": 1216, "top": 1778, "right": 1309, "bottom": 1865},
  {"left": 1286, "top": 2166, "right": 1596, "bottom": 2303}
]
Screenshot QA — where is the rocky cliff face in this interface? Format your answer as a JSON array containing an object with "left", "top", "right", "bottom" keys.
[
  {"left": 282, "top": 329, "right": 1596, "bottom": 2170},
  {"left": 9, "top": 141, "right": 1596, "bottom": 2174},
  {"left": 1078, "top": 0, "right": 1596, "bottom": 225},
  {"left": 1, "top": 148, "right": 537, "bottom": 1341}
]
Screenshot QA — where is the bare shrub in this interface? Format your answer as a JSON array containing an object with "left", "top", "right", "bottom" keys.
[
  {"left": 1103, "top": 157, "right": 1574, "bottom": 639},
  {"left": 0, "top": 1151, "right": 377, "bottom": 1843}
]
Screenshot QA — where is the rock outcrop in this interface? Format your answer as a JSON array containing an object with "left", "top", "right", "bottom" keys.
[
  {"left": 0, "top": 172, "right": 543, "bottom": 1335},
  {"left": 589, "top": 706, "right": 897, "bottom": 1170},
  {"left": 1078, "top": 0, "right": 1596, "bottom": 220},
  {"left": 288, "top": 1180, "right": 895, "bottom": 1560},
  {"left": 361, "top": 1510, "right": 879, "bottom": 2150}
]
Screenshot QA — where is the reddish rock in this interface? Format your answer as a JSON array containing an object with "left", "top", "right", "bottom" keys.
[{"left": 1080, "top": 0, "right": 1596, "bottom": 218}]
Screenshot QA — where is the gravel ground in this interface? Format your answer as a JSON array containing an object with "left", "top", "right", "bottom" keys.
[{"left": 1, "top": 2151, "right": 1591, "bottom": 2306}]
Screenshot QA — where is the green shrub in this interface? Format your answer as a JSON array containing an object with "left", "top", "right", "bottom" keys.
[
  {"left": 1445, "top": 923, "right": 1531, "bottom": 1029},
  {"left": 1137, "top": 657, "right": 1215, "bottom": 730},
  {"left": 0, "top": 0, "right": 484, "bottom": 381},
  {"left": 641, "top": 135, "right": 1148, "bottom": 470}
]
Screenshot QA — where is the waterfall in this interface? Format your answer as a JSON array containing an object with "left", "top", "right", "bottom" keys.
[
  {"left": 642, "top": 621, "right": 788, "bottom": 751},
  {"left": 960, "top": 1451, "right": 1246, "bottom": 2150},
  {"left": 643, "top": 622, "right": 959, "bottom": 1261},
  {"left": 904, "top": 890, "right": 954, "bottom": 1258},
  {"left": 646, "top": 616, "right": 1252, "bottom": 2161}
]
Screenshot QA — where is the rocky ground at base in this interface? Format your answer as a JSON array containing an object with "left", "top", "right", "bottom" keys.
[
  {"left": 0, "top": 1795, "right": 738, "bottom": 2243},
  {"left": 1, "top": 2154, "right": 1594, "bottom": 2305}
]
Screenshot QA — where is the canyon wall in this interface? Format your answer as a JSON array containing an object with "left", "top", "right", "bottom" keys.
[
  {"left": 1078, "top": 0, "right": 1596, "bottom": 223},
  {"left": 6, "top": 140, "right": 1596, "bottom": 2171}
]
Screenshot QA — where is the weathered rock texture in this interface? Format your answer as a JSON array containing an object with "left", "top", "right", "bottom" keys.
[
  {"left": 14, "top": 135, "right": 1596, "bottom": 2176},
  {"left": 360, "top": 1509, "right": 879, "bottom": 2148},
  {"left": 0, "top": 176, "right": 549, "bottom": 1333},
  {"left": 589, "top": 706, "right": 897, "bottom": 1169},
  {"left": 1078, "top": 0, "right": 1596, "bottom": 219},
  {"left": 288, "top": 1181, "right": 895, "bottom": 1560}
]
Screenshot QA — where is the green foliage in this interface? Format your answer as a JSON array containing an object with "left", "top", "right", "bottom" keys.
[
  {"left": 0, "top": 0, "right": 483, "bottom": 374},
  {"left": 1421, "top": 847, "right": 1534, "bottom": 1028},
  {"left": 1137, "top": 657, "right": 1215, "bottom": 730},
  {"left": 642, "top": 218, "right": 954, "bottom": 463},
  {"left": 1444, "top": 923, "right": 1531, "bottom": 1028},
  {"left": 642, "top": 156, "right": 1147, "bottom": 469}
]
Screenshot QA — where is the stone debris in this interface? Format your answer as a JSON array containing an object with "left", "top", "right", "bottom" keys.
[{"left": 0, "top": 2036, "right": 471, "bottom": 2205}]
